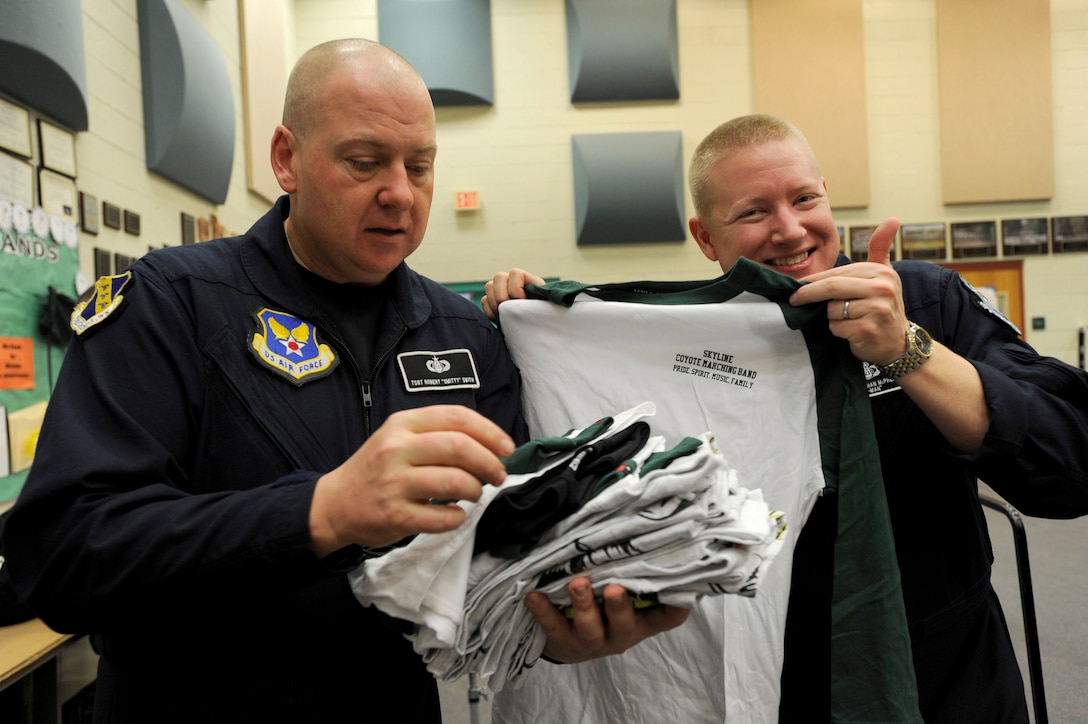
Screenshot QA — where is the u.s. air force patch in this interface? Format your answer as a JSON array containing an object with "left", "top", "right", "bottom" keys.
[
  {"left": 248, "top": 308, "right": 338, "bottom": 385},
  {"left": 71, "top": 272, "right": 132, "bottom": 335},
  {"left": 397, "top": 349, "right": 480, "bottom": 392}
]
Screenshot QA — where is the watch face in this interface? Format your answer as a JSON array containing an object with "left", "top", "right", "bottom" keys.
[{"left": 913, "top": 326, "right": 933, "bottom": 356}]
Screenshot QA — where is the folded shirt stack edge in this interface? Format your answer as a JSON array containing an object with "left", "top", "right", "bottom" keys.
[{"left": 349, "top": 402, "right": 787, "bottom": 694}]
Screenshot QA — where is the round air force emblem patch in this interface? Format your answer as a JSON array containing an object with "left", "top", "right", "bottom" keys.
[{"left": 249, "top": 308, "right": 338, "bottom": 385}]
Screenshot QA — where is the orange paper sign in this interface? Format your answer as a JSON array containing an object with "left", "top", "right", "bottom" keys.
[{"left": 1, "top": 337, "right": 34, "bottom": 390}]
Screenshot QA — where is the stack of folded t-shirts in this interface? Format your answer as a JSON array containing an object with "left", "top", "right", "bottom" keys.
[{"left": 348, "top": 401, "right": 786, "bottom": 693}]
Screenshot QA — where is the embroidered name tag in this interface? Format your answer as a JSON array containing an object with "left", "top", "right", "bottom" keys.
[
  {"left": 71, "top": 272, "right": 132, "bottom": 335},
  {"left": 397, "top": 349, "right": 480, "bottom": 392},
  {"left": 249, "top": 308, "right": 338, "bottom": 385}
]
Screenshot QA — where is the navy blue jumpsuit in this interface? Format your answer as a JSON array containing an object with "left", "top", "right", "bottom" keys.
[{"left": 6, "top": 197, "right": 526, "bottom": 723}]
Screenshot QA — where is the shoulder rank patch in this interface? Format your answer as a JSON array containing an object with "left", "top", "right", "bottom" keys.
[
  {"left": 248, "top": 308, "right": 338, "bottom": 385},
  {"left": 397, "top": 349, "right": 481, "bottom": 392},
  {"left": 71, "top": 272, "right": 132, "bottom": 335},
  {"left": 960, "top": 277, "right": 1022, "bottom": 337}
]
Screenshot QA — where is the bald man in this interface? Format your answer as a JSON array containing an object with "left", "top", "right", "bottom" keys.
[{"left": 5, "top": 39, "right": 686, "bottom": 723}]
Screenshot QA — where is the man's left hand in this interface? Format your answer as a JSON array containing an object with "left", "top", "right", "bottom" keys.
[
  {"left": 789, "top": 216, "right": 910, "bottom": 366},
  {"left": 527, "top": 577, "right": 690, "bottom": 663}
]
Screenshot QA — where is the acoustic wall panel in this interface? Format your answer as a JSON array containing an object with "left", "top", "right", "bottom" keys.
[
  {"left": 751, "top": 0, "right": 868, "bottom": 209},
  {"left": 137, "top": 0, "right": 236, "bottom": 204},
  {"left": 566, "top": 0, "right": 679, "bottom": 103},
  {"left": 238, "top": 0, "right": 290, "bottom": 204},
  {"left": 378, "top": 0, "right": 494, "bottom": 107},
  {"left": 936, "top": 0, "right": 1053, "bottom": 204},
  {"left": 0, "top": 0, "right": 88, "bottom": 131},
  {"left": 572, "top": 131, "right": 686, "bottom": 246}
]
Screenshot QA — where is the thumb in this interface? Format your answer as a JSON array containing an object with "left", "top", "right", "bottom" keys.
[{"left": 866, "top": 217, "right": 900, "bottom": 266}]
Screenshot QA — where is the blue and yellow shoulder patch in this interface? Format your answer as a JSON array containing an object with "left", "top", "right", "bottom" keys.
[
  {"left": 71, "top": 273, "right": 132, "bottom": 335},
  {"left": 248, "top": 308, "right": 338, "bottom": 385}
]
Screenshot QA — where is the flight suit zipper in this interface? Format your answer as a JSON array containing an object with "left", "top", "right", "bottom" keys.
[{"left": 361, "top": 326, "right": 407, "bottom": 435}]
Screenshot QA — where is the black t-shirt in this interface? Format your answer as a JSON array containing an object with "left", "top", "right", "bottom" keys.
[{"left": 297, "top": 266, "right": 389, "bottom": 377}]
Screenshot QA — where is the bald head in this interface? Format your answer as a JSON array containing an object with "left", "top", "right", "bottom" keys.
[
  {"left": 688, "top": 114, "right": 818, "bottom": 220},
  {"left": 282, "top": 39, "right": 432, "bottom": 139}
]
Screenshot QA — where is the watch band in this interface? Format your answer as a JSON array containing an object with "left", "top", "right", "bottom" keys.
[{"left": 881, "top": 322, "right": 933, "bottom": 379}]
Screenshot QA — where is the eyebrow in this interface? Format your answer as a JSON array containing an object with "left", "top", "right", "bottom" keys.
[{"left": 339, "top": 137, "right": 437, "bottom": 156}]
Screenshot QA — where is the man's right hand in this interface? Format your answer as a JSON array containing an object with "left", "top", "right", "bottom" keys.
[
  {"left": 482, "top": 268, "right": 546, "bottom": 323},
  {"left": 309, "top": 405, "right": 515, "bottom": 556}
]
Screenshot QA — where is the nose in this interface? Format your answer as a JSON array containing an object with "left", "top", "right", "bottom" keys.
[
  {"left": 376, "top": 165, "right": 414, "bottom": 209},
  {"left": 769, "top": 206, "right": 805, "bottom": 244}
]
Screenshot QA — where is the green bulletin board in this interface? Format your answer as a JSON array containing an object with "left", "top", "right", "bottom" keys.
[{"left": 0, "top": 224, "right": 79, "bottom": 504}]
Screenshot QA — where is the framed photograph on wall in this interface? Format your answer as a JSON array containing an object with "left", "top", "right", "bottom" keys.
[
  {"left": 901, "top": 223, "right": 947, "bottom": 261},
  {"left": 38, "top": 168, "right": 78, "bottom": 222},
  {"left": 79, "top": 191, "right": 99, "bottom": 235},
  {"left": 102, "top": 202, "right": 122, "bottom": 230},
  {"left": 38, "top": 120, "right": 77, "bottom": 178},
  {"left": 123, "top": 209, "right": 141, "bottom": 236},
  {"left": 113, "top": 252, "right": 136, "bottom": 272},
  {"left": 94, "top": 247, "right": 112, "bottom": 277},
  {"left": 1000, "top": 218, "right": 1048, "bottom": 256},
  {"left": 0, "top": 150, "right": 34, "bottom": 209},
  {"left": 180, "top": 212, "right": 196, "bottom": 244},
  {"left": 951, "top": 221, "right": 997, "bottom": 259},
  {"left": 848, "top": 225, "right": 877, "bottom": 261},
  {"left": 1051, "top": 216, "right": 1088, "bottom": 253},
  {"left": 0, "top": 97, "right": 32, "bottom": 158}
]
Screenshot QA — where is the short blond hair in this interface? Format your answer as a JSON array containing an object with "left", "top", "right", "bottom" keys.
[{"left": 688, "top": 115, "right": 815, "bottom": 219}]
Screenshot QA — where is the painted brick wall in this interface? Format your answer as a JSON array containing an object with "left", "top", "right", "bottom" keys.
[{"left": 74, "top": 0, "right": 1088, "bottom": 363}]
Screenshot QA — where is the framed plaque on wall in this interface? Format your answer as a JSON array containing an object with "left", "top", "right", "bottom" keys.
[
  {"left": 1000, "top": 218, "right": 1048, "bottom": 256},
  {"left": 0, "top": 98, "right": 32, "bottom": 158},
  {"left": 901, "top": 223, "right": 947, "bottom": 261},
  {"left": 951, "top": 221, "right": 997, "bottom": 259},
  {"left": 38, "top": 120, "right": 77, "bottom": 178},
  {"left": 1052, "top": 216, "right": 1088, "bottom": 253}
]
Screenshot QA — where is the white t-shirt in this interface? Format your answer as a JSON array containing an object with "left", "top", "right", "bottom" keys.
[{"left": 492, "top": 260, "right": 918, "bottom": 723}]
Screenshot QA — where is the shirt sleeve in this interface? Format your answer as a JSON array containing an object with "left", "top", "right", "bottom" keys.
[
  {"left": 4, "top": 269, "right": 337, "bottom": 633},
  {"left": 929, "top": 268, "right": 1088, "bottom": 517}
]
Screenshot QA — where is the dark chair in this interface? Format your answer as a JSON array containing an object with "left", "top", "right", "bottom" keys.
[{"left": 979, "top": 494, "right": 1048, "bottom": 724}]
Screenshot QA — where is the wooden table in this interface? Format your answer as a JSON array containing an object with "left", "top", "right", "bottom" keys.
[{"left": 0, "top": 618, "right": 76, "bottom": 723}]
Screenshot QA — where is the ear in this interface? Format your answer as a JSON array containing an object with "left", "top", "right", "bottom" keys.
[
  {"left": 270, "top": 125, "right": 298, "bottom": 194},
  {"left": 688, "top": 216, "right": 719, "bottom": 262}
]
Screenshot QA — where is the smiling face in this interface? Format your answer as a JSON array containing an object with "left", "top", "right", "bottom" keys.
[
  {"left": 688, "top": 136, "right": 841, "bottom": 280},
  {"left": 272, "top": 44, "right": 437, "bottom": 285}
]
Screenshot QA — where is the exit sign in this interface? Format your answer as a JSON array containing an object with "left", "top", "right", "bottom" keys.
[{"left": 455, "top": 190, "right": 480, "bottom": 211}]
